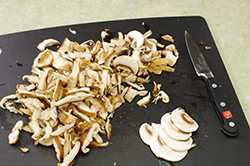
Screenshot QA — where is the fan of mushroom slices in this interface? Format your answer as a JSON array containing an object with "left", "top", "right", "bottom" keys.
[
  {"left": 139, "top": 108, "right": 199, "bottom": 162},
  {"left": 0, "top": 29, "right": 180, "bottom": 166}
]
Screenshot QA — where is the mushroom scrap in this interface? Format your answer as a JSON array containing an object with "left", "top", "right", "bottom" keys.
[
  {"left": 139, "top": 108, "right": 199, "bottom": 162},
  {"left": 0, "top": 29, "right": 179, "bottom": 166}
]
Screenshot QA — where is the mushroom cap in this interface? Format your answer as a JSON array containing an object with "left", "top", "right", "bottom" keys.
[
  {"left": 150, "top": 133, "right": 188, "bottom": 162},
  {"left": 171, "top": 108, "right": 199, "bottom": 133},
  {"left": 161, "top": 113, "right": 192, "bottom": 141},
  {"left": 159, "top": 126, "right": 193, "bottom": 152},
  {"left": 139, "top": 123, "right": 153, "bottom": 145}
]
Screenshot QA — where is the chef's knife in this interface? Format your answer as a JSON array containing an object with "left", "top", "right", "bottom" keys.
[{"left": 185, "top": 31, "right": 239, "bottom": 136}]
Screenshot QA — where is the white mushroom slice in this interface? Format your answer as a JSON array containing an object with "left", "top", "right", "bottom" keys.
[
  {"left": 8, "top": 120, "right": 24, "bottom": 144},
  {"left": 162, "top": 44, "right": 179, "bottom": 66},
  {"left": 132, "top": 50, "right": 148, "bottom": 69},
  {"left": 4, "top": 101, "right": 21, "bottom": 114},
  {"left": 37, "top": 67, "right": 53, "bottom": 90},
  {"left": 161, "top": 113, "right": 192, "bottom": 141},
  {"left": 139, "top": 123, "right": 153, "bottom": 145},
  {"left": 127, "top": 30, "right": 144, "bottom": 49},
  {"left": 67, "top": 59, "right": 80, "bottom": 88},
  {"left": 51, "top": 123, "right": 75, "bottom": 136},
  {"left": 171, "top": 108, "right": 199, "bottom": 133},
  {"left": 150, "top": 133, "right": 188, "bottom": 162},
  {"left": 37, "top": 121, "right": 53, "bottom": 144},
  {"left": 69, "top": 28, "right": 77, "bottom": 35},
  {"left": 80, "top": 122, "right": 100, "bottom": 153},
  {"left": 0, "top": 94, "right": 17, "bottom": 109},
  {"left": 54, "top": 92, "right": 94, "bottom": 107},
  {"left": 125, "top": 81, "right": 145, "bottom": 90},
  {"left": 73, "top": 101, "right": 97, "bottom": 117},
  {"left": 124, "top": 87, "right": 139, "bottom": 103},
  {"left": 37, "top": 38, "right": 60, "bottom": 51},
  {"left": 58, "top": 140, "right": 80, "bottom": 166},
  {"left": 159, "top": 126, "right": 194, "bottom": 152},
  {"left": 137, "top": 93, "right": 151, "bottom": 108},
  {"left": 72, "top": 106, "right": 91, "bottom": 122},
  {"left": 33, "top": 49, "right": 54, "bottom": 68},
  {"left": 113, "top": 56, "right": 139, "bottom": 74},
  {"left": 58, "top": 37, "right": 74, "bottom": 53},
  {"left": 59, "top": 111, "right": 78, "bottom": 125},
  {"left": 105, "top": 118, "right": 112, "bottom": 139},
  {"left": 153, "top": 90, "right": 170, "bottom": 104},
  {"left": 162, "top": 34, "right": 174, "bottom": 43},
  {"left": 22, "top": 75, "right": 39, "bottom": 84},
  {"left": 52, "top": 136, "right": 64, "bottom": 162},
  {"left": 52, "top": 53, "right": 73, "bottom": 70}
]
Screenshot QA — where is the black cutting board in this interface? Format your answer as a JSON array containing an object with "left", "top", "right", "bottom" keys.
[{"left": 0, "top": 16, "right": 250, "bottom": 166}]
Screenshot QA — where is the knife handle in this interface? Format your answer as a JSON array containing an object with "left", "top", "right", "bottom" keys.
[{"left": 205, "top": 77, "right": 239, "bottom": 136}]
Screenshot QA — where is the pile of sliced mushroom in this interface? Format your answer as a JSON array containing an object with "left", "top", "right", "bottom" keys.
[
  {"left": 139, "top": 107, "right": 199, "bottom": 162},
  {"left": 0, "top": 29, "right": 179, "bottom": 166}
]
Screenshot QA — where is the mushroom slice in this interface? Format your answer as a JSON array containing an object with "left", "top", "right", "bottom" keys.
[
  {"left": 89, "top": 141, "right": 110, "bottom": 148},
  {"left": 161, "top": 34, "right": 174, "bottom": 43},
  {"left": 33, "top": 49, "right": 54, "bottom": 68},
  {"left": 0, "top": 94, "right": 17, "bottom": 109},
  {"left": 127, "top": 30, "right": 144, "bottom": 49},
  {"left": 137, "top": 93, "right": 151, "bottom": 108},
  {"left": 171, "top": 108, "right": 199, "bottom": 133},
  {"left": 54, "top": 92, "right": 94, "bottom": 107},
  {"left": 139, "top": 123, "right": 153, "bottom": 145},
  {"left": 58, "top": 140, "right": 80, "bottom": 166},
  {"left": 161, "top": 113, "right": 192, "bottom": 141},
  {"left": 58, "top": 37, "right": 74, "bottom": 53},
  {"left": 153, "top": 91, "right": 170, "bottom": 104},
  {"left": 113, "top": 56, "right": 139, "bottom": 74},
  {"left": 125, "top": 81, "right": 145, "bottom": 91},
  {"left": 80, "top": 122, "right": 100, "bottom": 153},
  {"left": 8, "top": 120, "right": 24, "bottom": 144},
  {"left": 159, "top": 126, "right": 194, "bottom": 152},
  {"left": 73, "top": 101, "right": 97, "bottom": 117},
  {"left": 37, "top": 38, "right": 60, "bottom": 51},
  {"left": 150, "top": 133, "right": 188, "bottom": 162},
  {"left": 67, "top": 59, "right": 80, "bottom": 88},
  {"left": 52, "top": 136, "right": 64, "bottom": 162},
  {"left": 59, "top": 111, "right": 78, "bottom": 125}
]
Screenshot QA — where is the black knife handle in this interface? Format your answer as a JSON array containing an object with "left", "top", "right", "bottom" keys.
[{"left": 204, "top": 77, "right": 239, "bottom": 136}]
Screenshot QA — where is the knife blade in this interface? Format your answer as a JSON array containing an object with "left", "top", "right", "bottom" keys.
[{"left": 185, "top": 31, "right": 239, "bottom": 136}]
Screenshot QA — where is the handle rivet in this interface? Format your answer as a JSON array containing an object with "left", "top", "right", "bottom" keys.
[
  {"left": 229, "top": 122, "right": 235, "bottom": 127},
  {"left": 220, "top": 102, "right": 226, "bottom": 107},
  {"left": 212, "top": 83, "right": 217, "bottom": 88}
]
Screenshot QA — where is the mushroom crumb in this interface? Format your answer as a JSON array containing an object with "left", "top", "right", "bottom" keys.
[
  {"left": 205, "top": 46, "right": 212, "bottom": 50},
  {"left": 15, "top": 61, "right": 23, "bottom": 66},
  {"left": 20, "top": 146, "right": 29, "bottom": 153},
  {"left": 0, "top": 29, "right": 179, "bottom": 165},
  {"left": 199, "top": 40, "right": 206, "bottom": 45}
]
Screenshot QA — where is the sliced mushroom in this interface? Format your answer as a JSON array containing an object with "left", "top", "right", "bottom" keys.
[
  {"left": 37, "top": 38, "right": 60, "bottom": 51},
  {"left": 113, "top": 56, "right": 139, "bottom": 74},
  {"left": 161, "top": 113, "right": 192, "bottom": 141},
  {"left": 137, "top": 93, "right": 151, "bottom": 108},
  {"left": 127, "top": 30, "right": 144, "bottom": 49},
  {"left": 150, "top": 133, "right": 188, "bottom": 162},
  {"left": 8, "top": 120, "right": 24, "bottom": 144},
  {"left": 171, "top": 108, "right": 199, "bottom": 133},
  {"left": 139, "top": 123, "right": 153, "bottom": 145},
  {"left": 159, "top": 126, "right": 194, "bottom": 152}
]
